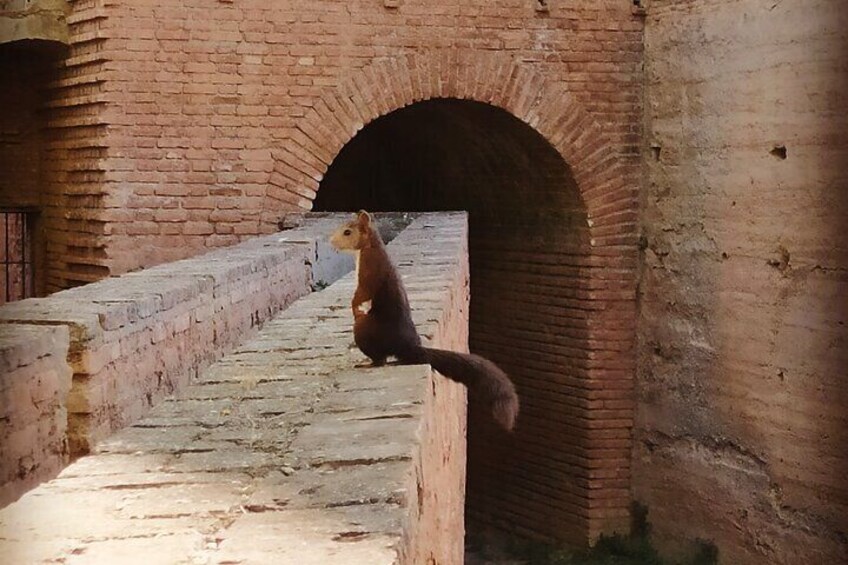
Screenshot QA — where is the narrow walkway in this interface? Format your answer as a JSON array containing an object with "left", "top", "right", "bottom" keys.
[{"left": 0, "top": 214, "right": 469, "bottom": 564}]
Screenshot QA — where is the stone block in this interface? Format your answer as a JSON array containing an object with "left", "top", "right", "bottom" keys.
[{"left": 0, "top": 298, "right": 103, "bottom": 345}]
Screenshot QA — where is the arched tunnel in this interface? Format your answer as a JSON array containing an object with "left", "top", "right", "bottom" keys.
[{"left": 314, "top": 98, "right": 596, "bottom": 544}]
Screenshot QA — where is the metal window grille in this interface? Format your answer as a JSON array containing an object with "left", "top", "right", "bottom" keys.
[{"left": 1, "top": 208, "right": 35, "bottom": 304}]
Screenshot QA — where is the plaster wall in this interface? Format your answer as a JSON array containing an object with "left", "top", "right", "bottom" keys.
[{"left": 636, "top": 1, "right": 848, "bottom": 562}]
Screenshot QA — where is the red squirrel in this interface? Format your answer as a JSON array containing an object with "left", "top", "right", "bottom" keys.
[{"left": 330, "top": 211, "right": 519, "bottom": 430}]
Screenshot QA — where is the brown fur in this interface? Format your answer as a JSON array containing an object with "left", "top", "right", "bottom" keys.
[{"left": 330, "top": 211, "right": 519, "bottom": 430}]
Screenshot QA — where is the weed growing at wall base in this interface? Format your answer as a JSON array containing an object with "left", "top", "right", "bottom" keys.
[
  {"left": 476, "top": 534, "right": 717, "bottom": 565},
  {"left": 467, "top": 507, "right": 719, "bottom": 565}
]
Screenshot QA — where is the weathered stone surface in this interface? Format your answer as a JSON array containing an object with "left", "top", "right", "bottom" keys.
[
  {"left": 0, "top": 218, "right": 351, "bottom": 469},
  {"left": 211, "top": 510, "right": 400, "bottom": 565},
  {"left": 0, "top": 299, "right": 103, "bottom": 344},
  {"left": 636, "top": 1, "right": 848, "bottom": 563},
  {"left": 0, "top": 324, "right": 71, "bottom": 507},
  {"left": 0, "top": 0, "right": 69, "bottom": 45},
  {"left": 0, "top": 213, "right": 470, "bottom": 564}
]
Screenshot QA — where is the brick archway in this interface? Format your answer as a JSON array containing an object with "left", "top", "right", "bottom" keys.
[
  {"left": 263, "top": 51, "right": 635, "bottom": 245},
  {"left": 269, "top": 51, "right": 638, "bottom": 543}
]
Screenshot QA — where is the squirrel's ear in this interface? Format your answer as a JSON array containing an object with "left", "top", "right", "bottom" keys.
[{"left": 357, "top": 210, "right": 372, "bottom": 226}]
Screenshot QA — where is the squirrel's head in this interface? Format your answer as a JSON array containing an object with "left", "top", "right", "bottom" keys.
[{"left": 330, "top": 210, "right": 373, "bottom": 252}]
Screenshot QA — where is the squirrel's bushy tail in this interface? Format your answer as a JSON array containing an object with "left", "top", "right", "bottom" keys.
[{"left": 400, "top": 346, "right": 519, "bottom": 431}]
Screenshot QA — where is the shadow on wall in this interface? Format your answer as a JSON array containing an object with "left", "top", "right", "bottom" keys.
[{"left": 0, "top": 43, "right": 65, "bottom": 299}]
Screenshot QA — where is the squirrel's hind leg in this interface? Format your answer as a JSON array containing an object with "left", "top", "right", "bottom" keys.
[{"left": 354, "top": 356, "right": 387, "bottom": 368}]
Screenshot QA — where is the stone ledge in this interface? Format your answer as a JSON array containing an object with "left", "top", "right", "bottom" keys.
[{"left": 0, "top": 212, "right": 470, "bottom": 564}]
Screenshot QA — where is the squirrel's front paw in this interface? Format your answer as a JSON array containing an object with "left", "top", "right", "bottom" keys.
[{"left": 354, "top": 300, "right": 372, "bottom": 316}]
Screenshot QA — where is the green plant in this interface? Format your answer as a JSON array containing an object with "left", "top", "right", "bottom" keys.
[{"left": 468, "top": 503, "right": 718, "bottom": 565}]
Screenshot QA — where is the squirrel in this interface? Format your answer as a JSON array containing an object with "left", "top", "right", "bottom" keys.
[{"left": 330, "top": 210, "right": 519, "bottom": 431}]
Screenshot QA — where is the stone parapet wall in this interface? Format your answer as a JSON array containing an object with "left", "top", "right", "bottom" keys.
[
  {"left": 0, "top": 324, "right": 71, "bottom": 508},
  {"left": 0, "top": 217, "right": 353, "bottom": 505},
  {"left": 0, "top": 213, "right": 469, "bottom": 564},
  {"left": 0, "top": 240, "right": 307, "bottom": 457},
  {"left": 393, "top": 216, "right": 469, "bottom": 564}
]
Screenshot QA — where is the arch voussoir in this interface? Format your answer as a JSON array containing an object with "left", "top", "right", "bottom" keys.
[
  {"left": 271, "top": 151, "right": 318, "bottom": 191},
  {"left": 511, "top": 70, "right": 547, "bottom": 124},
  {"left": 498, "top": 64, "right": 533, "bottom": 116},
  {"left": 467, "top": 53, "right": 490, "bottom": 101},
  {"left": 530, "top": 91, "right": 576, "bottom": 141},
  {"left": 317, "top": 91, "right": 355, "bottom": 140},
  {"left": 393, "top": 57, "right": 415, "bottom": 105},
  {"left": 288, "top": 125, "right": 332, "bottom": 175},
  {"left": 448, "top": 50, "right": 464, "bottom": 98},
  {"left": 399, "top": 53, "right": 423, "bottom": 102},
  {"left": 419, "top": 56, "right": 436, "bottom": 101},
  {"left": 336, "top": 82, "right": 368, "bottom": 132},
  {"left": 373, "top": 60, "right": 401, "bottom": 112},
  {"left": 452, "top": 52, "right": 469, "bottom": 99},
  {"left": 357, "top": 66, "right": 387, "bottom": 118},
  {"left": 434, "top": 50, "right": 452, "bottom": 98},
  {"left": 524, "top": 81, "right": 566, "bottom": 131},
  {"left": 393, "top": 57, "right": 415, "bottom": 107},
  {"left": 303, "top": 108, "right": 346, "bottom": 161},
  {"left": 456, "top": 51, "right": 479, "bottom": 100},
  {"left": 487, "top": 57, "right": 519, "bottom": 106},
  {"left": 348, "top": 70, "right": 380, "bottom": 122}
]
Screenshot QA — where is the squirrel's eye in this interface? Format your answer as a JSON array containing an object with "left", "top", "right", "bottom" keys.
[{"left": 343, "top": 229, "right": 352, "bottom": 236}]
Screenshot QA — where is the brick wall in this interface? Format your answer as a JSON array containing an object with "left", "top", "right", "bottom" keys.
[
  {"left": 40, "top": 0, "right": 642, "bottom": 279},
  {"left": 29, "top": 0, "right": 643, "bottom": 546},
  {"left": 0, "top": 324, "right": 71, "bottom": 508},
  {"left": 40, "top": 0, "right": 112, "bottom": 290},
  {"left": 395, "top": 215, "right": 469, "bottom": 564},
  {"left": 636, "top": 1, "right": 848, "bottom": 563},
  {"left": 315, "top": 97, "right": 635, "bottom": 542}
]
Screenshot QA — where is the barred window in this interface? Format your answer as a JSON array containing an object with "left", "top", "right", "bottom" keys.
[{"left": 1, "top": 208, "right": 35, "bottom": 305}]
